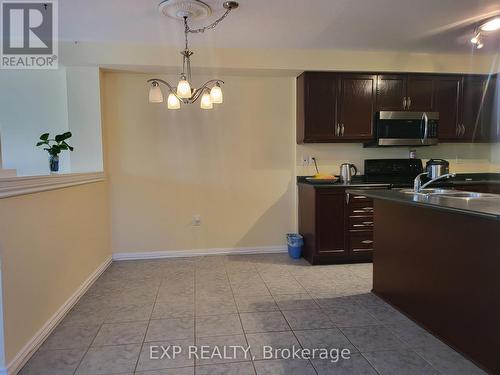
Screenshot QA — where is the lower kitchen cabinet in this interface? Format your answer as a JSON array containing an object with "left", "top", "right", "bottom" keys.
[{"left": 298, "top": 184, "right": 385, "bottom": 265}]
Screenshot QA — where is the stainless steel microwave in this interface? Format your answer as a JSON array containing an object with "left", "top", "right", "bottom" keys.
[{"left": 373, "top": 111, "right": 439, "bottom": 146}]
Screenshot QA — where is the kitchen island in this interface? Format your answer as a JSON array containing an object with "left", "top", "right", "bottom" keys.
[{"left": 349, "top": 188, "right": 500, "bottom": 374}]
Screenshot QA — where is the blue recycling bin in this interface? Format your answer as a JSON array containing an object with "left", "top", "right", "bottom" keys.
[{"left": 287, "top": 233, "right": 304, "bottom": 259}]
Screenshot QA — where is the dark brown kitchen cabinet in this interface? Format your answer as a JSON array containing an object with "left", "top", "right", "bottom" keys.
[
  {"left": 478, "top": 75, "right": 499, "bottom": 141},
  {"left": 434, "top": 76, "right": 462, "bottom": 140},
  {"left": 461, "top": 75, "right": 486, "bottom": 141},
  {"left": 297, "top": 72, "right": 337, "bottom": 143},
  {"left": 297, "top": 72, "right": 375, "bottom": 143},
  {"left": 406, "top": 75, "right": 435, "bottom": 111},
  {"left": 338, "top": 74, "right": 376, "bottom": 140},
  {"left": 297, "top": 71, "right": 499, "bottom": 144},
  {"left": 376, "top": 74, "right": 434, "bottom": 112},
  {"left": 298, "top": 184, "right": 383, "bottom": 265},
  {"left": 376, "top": 75, "right": 407, "bottom": 111},
  {"left": 315, "top": 190, "right": 346, "bottom": 256}
]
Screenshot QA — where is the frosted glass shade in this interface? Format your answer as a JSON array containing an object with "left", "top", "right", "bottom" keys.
[
  {"left": 148, "top": 84, "right": 164, "bottom": 103},
  {"left": 200, "top": 92, "right": 213, "bottom": 109},
  {"left": 210, "top": 85, "right": 223, "bottom": 104},
  {"left": 167, "top": 93, "right": 180, "bottom": 109},
  {"left": 177, "top": 79, "right": 192, "bottom": 99}
]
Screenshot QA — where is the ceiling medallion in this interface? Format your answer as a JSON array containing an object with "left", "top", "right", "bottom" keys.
[{"left": 148, "top": 0, "right": 239, "bottom": 109}]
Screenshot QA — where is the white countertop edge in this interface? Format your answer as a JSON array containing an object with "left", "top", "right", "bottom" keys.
[{"left": 0, "top": 171, "right": 106, "bottom": 199}]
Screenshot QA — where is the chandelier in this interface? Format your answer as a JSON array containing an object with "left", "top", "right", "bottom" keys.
[{"left": 148, "top": 0, "right": 239, "bottom": 109}]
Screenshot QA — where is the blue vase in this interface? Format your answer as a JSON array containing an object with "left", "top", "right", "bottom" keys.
[{"left": 49, "top": 155, "right": 59, "bottom": 172}]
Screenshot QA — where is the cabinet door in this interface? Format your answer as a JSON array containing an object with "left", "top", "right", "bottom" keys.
[
  {"left": 407, "top": 75, "right": 434, "bottom": 111},
  {"left": 376, "top": 75, "right": 407, "bottom": 111},
  {"left": 479, "top": 75, "right": 499, "bottom": 141},
  {"left": 338, "top": 74, "right": 376, "bottom": 140},
  {"left": 435, "top": 76, "right": 462, "bottom": 140},
  {"left": 316, "top": 191, "right": 346, "bottom": 255},
  {"left": 303, "top": 73, "right": 337, "bottom": 142},
  {"left": 461, "top": 76, "right": 486, "bottom": 141}
]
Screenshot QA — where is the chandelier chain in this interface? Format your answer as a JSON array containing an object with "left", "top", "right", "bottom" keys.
[{"left": 185, "top": 8, "right": 232, "bottom": 34}]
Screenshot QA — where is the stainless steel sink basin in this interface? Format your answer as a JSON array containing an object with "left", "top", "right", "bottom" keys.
[
  {"left": 400, "top": 188, "right": 453, "bottom": 195},
  {"left": 399, "top": 188, "right": 497, "bottom": 199}
]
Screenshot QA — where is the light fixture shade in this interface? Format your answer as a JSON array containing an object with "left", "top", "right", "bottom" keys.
[
  {"left": 210, "top": 85, "right": 223, "bottom": 104},
  {"left": 200, "top": 92, "right": 213, "bottom": 109},
  {"left": 477, "top": 42, "right": 484, "bottom": 49},
  {"left": 480, "top": 17, "right": 500, "bottom": 32},
  {"left": 177, "top": 79, "right": 192, "bottom": 99},
  {"left": 149, "top": 84, "right": 164, "bottom": 103},
  {"left": 167, "top": 93, "right": 181, "bottom": 109}
]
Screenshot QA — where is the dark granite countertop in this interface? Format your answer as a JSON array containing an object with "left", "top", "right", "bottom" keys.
[
  {"left": 298, "top": 173, "right": 500, "bottom": 188},
  {"left": 347, "top": 188, "right": 500, "bottom": 221}
]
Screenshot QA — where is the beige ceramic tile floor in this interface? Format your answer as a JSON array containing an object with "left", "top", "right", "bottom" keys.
[{"left": 19, "top": 254, "right": 486, "bottom": 375}]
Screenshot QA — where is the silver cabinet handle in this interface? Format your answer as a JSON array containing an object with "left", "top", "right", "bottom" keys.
[
  {"left": 354, "top": 195, "right": 367, "bottom": 199},
  {"left": 407, "top": 97, "right": 411, "bottom": 109},
  {"left": 341, "top": 124, "right": 345, "bottom": 136},
  {"left": 346, "top": 193, "right": 350, "bottom": 204},
  {"left": 361, "top": 240, "right": 374, "bottom": 244},
  {"left": 403, "top": 97, "right": 407, "bottom": 109},
  {"left": 461, "top": 124, "right": 466, "bottom": 137},
  {"left": 362, "top": 221, "right": 374, "bottom": 225},
  {"left": 456, "top": 124, "right": 460, "bottom": 136},
  {"left": 335, "top": 124, "right": 339, "bottom": 136}
]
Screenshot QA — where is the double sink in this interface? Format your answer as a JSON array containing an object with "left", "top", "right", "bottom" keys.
[{"left": 400, "top": 188, "right": 498, "bottom": 199}]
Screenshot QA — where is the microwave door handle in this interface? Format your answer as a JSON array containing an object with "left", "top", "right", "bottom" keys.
[{"left": 421, "top": 112, "right": 428, "bottom": 144}]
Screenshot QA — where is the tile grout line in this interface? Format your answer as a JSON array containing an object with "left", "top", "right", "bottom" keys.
[
  {"left": 287, "top": 261, "right": 382, "bottom": 374},
  {"left": 222, "top": 257, "right": 258, "bottom": 375},
  {"left": 254, "top": 263, "right": 319, "bottom": 375},
  {"left": 132, "top": 268, "right": 162, "bottom": 374}
]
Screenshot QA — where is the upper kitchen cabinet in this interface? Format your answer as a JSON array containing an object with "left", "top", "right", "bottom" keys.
[
  {"left": 297, "top": 72, "right": 376, "bottom": 143},
  {"left": 297, "top": 72, "right": 337, "bottom": 143},
  {"left": 375, "top": 75, "right": 407, "bottom": 111},
  {"left": 479, "top": 75, "right": 499, "bottom": 141},
  {"left": 337, "top": 74, "right": 377, "bottom": 140},
  {"left": 434, "top": 75, "right": 462, "bottom": 140},
  {"left": 406, "top": 75, "right": 435, "bottom": 111},
  {"left": 376, "top": 74, "right": 434, "bottom": 111},
  {"left": 461, "top": 75, "right": 488, "bottom": 141}
]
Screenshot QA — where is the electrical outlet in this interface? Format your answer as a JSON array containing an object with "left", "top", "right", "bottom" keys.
[
  {"left": 192, "top": 214, "right": 201, "bottom": 226},
  {"left": 302, "top": 156, "right": 314, "bottom": 166}
]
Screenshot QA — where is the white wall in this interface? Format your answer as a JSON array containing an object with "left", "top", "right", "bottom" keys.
[
  {"left": 0, "top": 67, "right": 104, "bottom": 176},
  {"left": 66, "top": 67, "right": 104, "bottom": 172},
  {"left": 0, "top": 70, "right": 71, "bottom": 175}
]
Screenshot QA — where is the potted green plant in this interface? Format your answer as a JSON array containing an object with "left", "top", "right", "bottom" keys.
[{"left": 36, "top": 132, "right": 74, "bottom": 172}]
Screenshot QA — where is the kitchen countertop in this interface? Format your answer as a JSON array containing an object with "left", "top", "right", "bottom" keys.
[
  {"left": 298, "top": 173, "right": 500, "bottom": 188},
  {"left": 347, "top": 188, "right": 500, "bottom": 221}
]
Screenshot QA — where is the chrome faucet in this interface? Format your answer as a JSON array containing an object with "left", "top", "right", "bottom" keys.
[{"left": 413, "top": 172, "right": 456, "bottom": 192}]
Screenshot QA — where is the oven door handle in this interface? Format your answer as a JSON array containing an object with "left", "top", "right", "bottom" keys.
[{"left": 421, "top": 112, "right": 429, "bottom": 144}]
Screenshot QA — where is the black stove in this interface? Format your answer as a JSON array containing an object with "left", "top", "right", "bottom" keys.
[{"left": 364, "top": 159, "right": 423, "bottom": 187}]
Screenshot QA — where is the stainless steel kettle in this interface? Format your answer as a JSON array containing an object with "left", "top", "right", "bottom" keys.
[{"left": 340, "top": 163, "right": 358, "bottom": 183}]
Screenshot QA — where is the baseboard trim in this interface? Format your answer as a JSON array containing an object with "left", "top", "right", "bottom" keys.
[
  {"left": 113, "top": 246, "right": 287, "bottom": 261},
  {"left": 6, "top": 256, "right": 112, "bottom": 375}
]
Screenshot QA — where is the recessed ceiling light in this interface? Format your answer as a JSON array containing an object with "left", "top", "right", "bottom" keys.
[{"left": 479, "top": 17, "right": 500, "bottom": 32}]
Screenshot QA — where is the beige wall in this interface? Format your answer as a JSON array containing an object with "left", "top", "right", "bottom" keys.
[
  {"left": 102, "top": 72, "right": 295, "bottom": 253},
  {"left": 0, "top": 182, "right": 111, "bottom": 364},
  {"left": 297, "top": 143, "right": 499, "bottom": 176}
]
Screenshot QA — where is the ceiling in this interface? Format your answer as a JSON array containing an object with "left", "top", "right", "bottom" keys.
[{"left": 60, "top": 0, "right": 500, "bottom": 53}]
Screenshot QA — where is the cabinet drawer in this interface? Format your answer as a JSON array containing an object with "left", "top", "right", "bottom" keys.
[
  {"left": 349, "top": 216, "right": 374, "bottom": 231},
  {"left": 349, "top": 233, "right": 374, "bottom": 252},
  {"left": 348, "top": 202, "right": 374, "bottom": 216}
]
